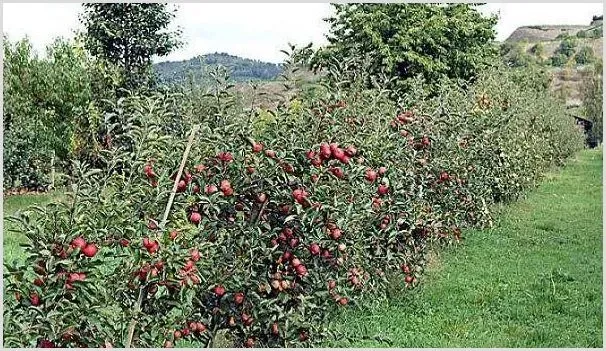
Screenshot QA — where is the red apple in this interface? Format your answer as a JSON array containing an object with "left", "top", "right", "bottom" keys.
[
  {"left": 30, "top": 293, "right": 40, "bottom": 306},
  {"left": 319, "top": 143, "right": 331, "bottom": 159},
  {"left": 190, "top": 249, "right": 201, "bottom": 262},
  {"left": 71, "top": 237, "right": 86, "bottom": 250},
  {"left": 332, "top": 148, "right": 345, "bottom": 160},
  {"left": 309, "top": 243, "right": 321, "bottom": 256},
  {"left": 365, "top": 169, "right": 377, "bottom": 182},
  {"left": 205, "top": 184, "right": 218, "bottom": 194},
  {"left": 82, "top": 244, "right": 98, "bottom": 258},
  {"left": 234, "top": 292, "right": 245, "bottom": 304},
  {"left": 252, "top": 142, "right": 263, "bottom": 153},
  {"left": 214, "top": 285, "right": 226, "bottom": 297},
  {"left": 295, "top": 264, "right": 308, "bottom": 277},
  {"left": 378, "top": 184, "right": 389, "bottom": 196},
  {"left": 264, "top": 149, "right": 276, "bottom": 159},
  {"left": 345, "top": 145, "right": 357, "bottom": 156},
  {"left": 330, "top": 228, "right": 342, "bottom": 240},
  {"left": 190, "top": 212, "right": 202, "bottom": 224},
  {"left": 330, "top": 167, "right": 344, "bottom": 179},
  {"left": 217, "top": 151, "right": 233, "bottom": 163}
]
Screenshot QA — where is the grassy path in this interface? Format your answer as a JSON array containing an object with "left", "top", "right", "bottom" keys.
[{"left": 326, "top": 149, "right": 603, "bottom": 348}]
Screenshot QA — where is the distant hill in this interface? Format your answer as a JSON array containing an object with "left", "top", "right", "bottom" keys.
[
  {"left": 505, "top": 19, "right": 602, "bottom": 43},
  {"left": 154, "top": 53, "right": 283, "bottom": 85},
  {"left": 506, "top": 25, "right": 591, "bottom": 43},
  {"left": 501, "top": 15, "right": 603, "bottom": 114}
]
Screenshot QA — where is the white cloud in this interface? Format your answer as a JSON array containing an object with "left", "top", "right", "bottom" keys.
[{"left": 2, "top": 3, "right": 603, "bottom": 63}]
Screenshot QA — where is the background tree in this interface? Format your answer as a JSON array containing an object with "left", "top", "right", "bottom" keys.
[
  {"left": 3, "top": 36, "right": 95, "bottom": 190},
  {"left": 79, "top": 3, "right": 182, "bottom": 93},
  {"left": 308, "top": 3, "right": 498, "bottom": 93},
  {"left": 581, "top": 59, "right": 603, "bottom": 145}
]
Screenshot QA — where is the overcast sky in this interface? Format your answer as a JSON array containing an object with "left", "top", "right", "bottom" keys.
[{"left": 2, "top": 3, "right": 603, "bottom": 64}]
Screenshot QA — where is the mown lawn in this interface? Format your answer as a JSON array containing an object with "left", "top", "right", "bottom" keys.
[{"left": 325, "top": 149, "right": 603, "bottom": 348}]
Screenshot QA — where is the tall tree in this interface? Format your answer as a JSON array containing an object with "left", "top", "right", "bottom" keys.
[
  {"left": 581, "top": 59, "right": 603, "bottom": 146},
  {"left": 80, "top": 3, "right": 182, "bottom": 92},
  {"left": 310, "top": 3, "right": 498, "bottom": 93}
]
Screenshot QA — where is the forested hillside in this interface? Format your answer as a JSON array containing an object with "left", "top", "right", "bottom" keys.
[{"left": 154, "top": 52, "right": 282, "bottom": 84}]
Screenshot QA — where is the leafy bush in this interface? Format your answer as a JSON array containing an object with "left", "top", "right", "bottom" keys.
[
  {"left": 3, "top": 3, "right": 183, "bottom": 191},
  {"left": 588, "top": 26, "right": 603, "bottom": 38},
  {"left": 503, "top": 43, "right": 536, "bottom": 67},
  {"left": 555, "top": 37, "right": 577, "bottom": 58},
  {"left": 550, "top": 53, "right": 569, "bottom": 67},
  {"left": 530, "top": 42, "right": 545, "bottom": 57},
  {"left": 575, "top": 46, "right": 596, "bottom": 65},
  {"left": 4, "top": 58, "right": 584, "bottom": 347}
]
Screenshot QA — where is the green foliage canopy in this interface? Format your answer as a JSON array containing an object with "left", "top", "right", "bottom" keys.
[
  {"left": 2, "top": 37, "right": 95, "bottom": 189},
  {"left": 582, "top": 60, "right": 603, "bottom": 144},
  {"left": 80, "top": 3, "right": 182, "bottom": 91},
  {"left": 309, "top": 3, "right": 498, "bottom": 93}
]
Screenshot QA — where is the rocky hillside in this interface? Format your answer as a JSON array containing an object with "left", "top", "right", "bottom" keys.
[
  {"left": 507, "top": 25, "right": 593, "bottom": 43},
  {"left": 502, "top": 15, "right": 603, "bottom": 111},
  {"left": 506, "top": 15, "right": 603, "bottom": 42}
]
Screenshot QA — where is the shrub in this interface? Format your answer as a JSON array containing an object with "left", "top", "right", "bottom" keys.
[
  {"left": 530, "top": 42, "right": 545, "bottom": 60},
  {"left": 555, "top": 37, "right": 577, "bottom": 58},
  {"left": 3, "top": 58, "right": 584, "bottom": 347},
  {"left": 550, "top": 53, "right": 569, "bottom": 67},
  {"left": 503, "top": 43, "right": 536, "bottom": 67},
  {"left": 588, "top": 26, "right": 603, "bottom": 38},
  {"left": 575, "top": 46, "right": 595, "bottom": 65}
]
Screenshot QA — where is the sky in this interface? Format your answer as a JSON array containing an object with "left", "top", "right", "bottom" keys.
[{"left": 2, "top": 3, "right": 603, "bottom": 64}]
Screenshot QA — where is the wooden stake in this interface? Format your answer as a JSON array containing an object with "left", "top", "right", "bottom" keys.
[{"left": 124, "top": 124, "right": 199, "bottom": 348}]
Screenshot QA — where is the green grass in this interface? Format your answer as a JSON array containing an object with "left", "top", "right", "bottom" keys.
[
  {"left": 325, "top": 149, "right": 603, "bottom": 348},
  {"left": 3, "top": 190, "right": 63, "bottom": 264}
]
